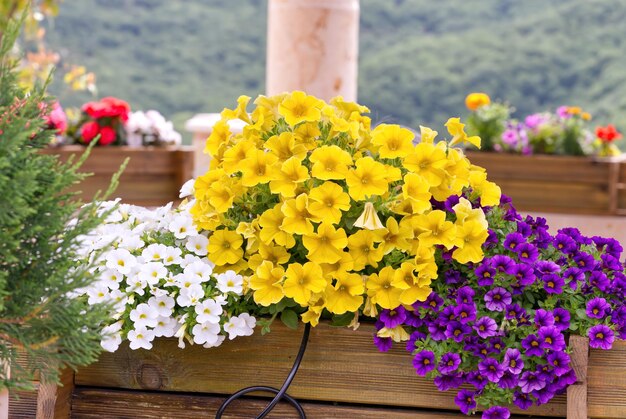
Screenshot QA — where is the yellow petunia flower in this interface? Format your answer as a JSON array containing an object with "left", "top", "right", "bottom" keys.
[
  {"left": 222, "top": 138, "right": 257, "bottom": 175},
  {"left": 348, "top": 230, "right": 385, "bottom": 271},
  {"left": 204, "top": 120, "right": 232, "bottom": 157},
  {"left": 345, "top": 157, "right": 389, "bottom": 200},
  {"left": 319, "top": 251, "right": 354, "bottom": 279},
  {"left": 240, "top": 149, "right": 279, "bottom": 187},
  {"left": 310, "top": 145, "right": 353, "bottom": 180},
  {"left": 373, "top": 216, "right": 413, "bottom": 254},
  {"left": 278, "top": 91, "right": 324, "bottom": 126},
  {"left": 221, "top": 95, "right": 252, "bottom": 123},
  {"left": 325, "top": 273, "right": 365, "bottom": 314},
  {"left": 371, "top": 124, "right": 415, "bottom": 159},
  {"left": 301, "top": 294, "right": 326, "bottom": 327},
  {"left": 446, "top": 117, "right": 481, "bottom": 149},
  {"left": 265, "top": 132, "right": 308, "bottom": 162},
  {"left": 294, "top": 122, "right": 321, "bottom": 150},
  {"left": 308, "top": 181, "right": 351, "bottom": 224},
  {"left": 330, "top": 96, "right": 370, "bottom": 118},
  {"left": 366, "top": 267, "right": 403, "bottom": 309},
  {"left": 254, "top": 94, "right": 287, "bottom": 119},
  {"left": 281, "top": 194, "right": 315, "bottom": 236},
  {"left": 258, "top": 204, "right": 296, "bottom": 248},
  {"left": 419, "top": 126, "right": 438, "bottom": 144},
  {"left": 413, "top": 210, "right": 458, "bottom": 250},
  {"left": 403, "top": 142, "right": 448, "bottom": 187},
  {"left": 204, "top": 182, "right": 235, "bottom": 214},
  {"left": 283, "top": 262, "right": 326, "bottom": 306},
  {"left": 402, "top": 172, "right": 432, "bottom": 214},
  {"left": 452, "top": 220, "right": 489, "bottom": 264},
  {"left": 248, "top": 243, "right": 291, "bottom": 271},
  {"left": 377, "top": 325, "right": 411, "bottom": 342},
  {"left": 302, "top": 223, "right": 348, "bottom": 264},
  {"left": 453, "top": 197, "right": 488, "bottom": 228},
  {"left": 269, "top": 156, "right": 309, "bottom": 198},
  {"left": 248, "top": 261, "right": 285, "bottom": 306},
  {"left": 207, "top": 229, "right": 244, "bottom": 266},
  {"left": 469, "top": 170, "right": 502, "bottom": 207}
]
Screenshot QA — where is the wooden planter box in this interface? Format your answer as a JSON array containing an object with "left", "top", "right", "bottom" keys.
[
  {"left": 41, "top": 146, "right": 195, "bottom": 207},
  {"left": 12, "top": 322, "right": 626, "bottom": 418},
  {"left": 465, "top": 152, "right": 626, "bottom": 216}
]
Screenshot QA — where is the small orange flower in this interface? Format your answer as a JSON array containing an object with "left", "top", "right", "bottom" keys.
[{"left": 465, "top": 93, "right": 491, "bottom": 111}]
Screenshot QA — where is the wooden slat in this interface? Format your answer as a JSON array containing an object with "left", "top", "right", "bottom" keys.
[
  {"left": 75, "top": 322, "right": 565, "bottom": 417},
  {"left": 9, "top": 387, "right": 39, "bottom": 419},
  {"left": 588, "top": 339, "right": 626, "bottom": 418},
  {"left": 567, "top": 335, "right": 589, "bottom": 419}
]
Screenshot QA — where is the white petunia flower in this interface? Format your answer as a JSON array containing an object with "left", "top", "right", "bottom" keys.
[
  {"left": 238, "top": 313, "right": 257, "bottom": 330},
  {"left": 126, "top": 274, "right": 147, "bottom": 296},
  {"left": 101, "top": 332, "right": 122, "bottom": 352},
  {"left": 141, "top": 243, "right": 168, "bottom": 262},
  {"left": 168, "top": 215, "right": 197, "bottom": 240},
  {"left": 148, "top": 294, "right": 175, "bottom": 317},
  {"left": 153, "top": 316, "right": 178, "bottom": 338},
  {"left": 129, "top": 303, "right": 159, "bottom": 328},
  {"left": 185, "top": 234, "right": 209, "bottom": 256},
  {"left": 100, "top": 269, "right": 123, "bottom": 291},
  {"left": 138, "top": 262, "right": 168, "bottom": 286},
  {"left": 174, "top": 272, "right": 204, "bottom": 290},
  {"left": 128, "top": 327, "right": 155, "bottom": 350},
  {"left": 119, "top": 234, "right": 145, "bottom": 251},
  {"left": 162, "top": 247, "right": 183, "bottom": 266},
  {"left": 179, "top": 178, "right": 195, "bottom": 199},
  {"left": 216, "top": 271, "right": 243, "bottom": 295},
  {"left": 194, "top": 299, "right": 223, "bottom": 324},
  {"left": 87, "top": 284, "right": 110, "bottom": 305},
  {"left": 183, "top": 260, "right": 213, "bottom": 283},
  {"left": 191, "top": 322, "right": 220, "bottom": 346},
  {"left": 108, "top": 289, "right": 128, "bottom": 313},
  {"left": 179, "top": 254, "right": 201, "bottom": 268},
  {"left": 176, "top": 284, "right": 204, "bottom": 307},
  {"left": 105, "top": 248, "right": 137, "bottom": 275},
  {"left": 203, "top": 334, "right": 225, "bottom": 349},
  {"left": 224, "top": 315, "right": 255, "bottom": 340}
]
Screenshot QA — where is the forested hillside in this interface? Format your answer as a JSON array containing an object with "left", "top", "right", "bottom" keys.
[{"left": 45, "top": 0, "right": 626, "bottom": 136}]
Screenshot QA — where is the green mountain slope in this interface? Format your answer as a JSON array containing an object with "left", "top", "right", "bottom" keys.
[{"left": 45, "top": 0, "right": 626, "bottom": 136}]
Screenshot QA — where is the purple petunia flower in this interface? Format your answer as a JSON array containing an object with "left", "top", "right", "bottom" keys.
[
  {"left": 415, "top": 292, "right": 443, "bottom": 311},
  {"left": 413, "top": 350, "right": 435, "bottom": 376},
  {"left": 574, "top": 252, "right": 597, "bottom": 271},
  {"left": 519, "top": 371, "right": 546, "bottom": 393},
  {"left": 454, "top": 303, "right": 477, "bottom": 324},
  {"left": 373, "top": 335, "right": 392, "bottom": 352},
  {"left": 489, "top": 337, "right": 505, "bottom": 354},
  {"left": 485, "top": 287, "right": 512, "bottom": 312},
  {"left": 456, "top": 286, "right": 476, "bottom": 305},
  {"left": 511, "top": 263, "right": 536, "bottom": 288},
  {"left": 475, "top": 264, "right": 496, "bottom": 286},
  {"left": 440, "top": 306, "right": 457, "bottom": 322},
  {"left": 485, "top": 229, "right": 499, "bottom": 247},
  {"left": 504, "top": 232, "right": 525, "bottom": 252},
  {"left": 454, "top": 389, "right": 477, "bottom": 415},
  {"left": 498, "top": 370, "right": 519, "bottom": 389},
  {"left": 588, "top": 324, "right": 614, "bottom": 350},
  {"left": 547, "top": 351, "right": 571, "bottom": 377},
  {"left": 542, "top": 273, "right": 564, "bottom": 294},
  {"left": 445, "top": 194, "right": 460, "bottom": 212},
  {"left": 535, "top": 260, "right": 560, "bottom": 274},
  {"left": 434, "top": 373, "right": 464, "bottom": 391},
  {"left": 538, "top": 326, "right": 566, "bottom": 351},
  {"left": 428, "top": 320, "right": 448, "bottom": 341},
  {"left": 553, "top": 233, "right": 577, "bottom": 254},
  {"left": 521, "top": 334, "right": 544, "bottom": 357},
  {"left": 532, "top": 385, "right": 556, "bottom": 406},
  {"left": 513, "top": 391, "right": 533, "bottom": 410},
  {"left": 586, "top": 297, "right": 610, "bottom": 319},
  {"left": 491, "top": 255, "right": 516, "bottom": 274},
  {"left": 473, "top": 316, "right": 498, "bottom": 338},
  {"left": 505, "top": 303, "right": 526, "bottom": 321},
  {"left": 534, "top": 309, "right": 555, "bottom": 328},
  {"left": 563, "top": 266, "right": 585, "bottom": 290},
  {"left": 379, "top": 306, "right": 407, "bottom": 328},
  {"left": 503, "top": 348, "right": 524, "bottom": 374},
  {"left": 482, "top": 406, "right": 510, "bottom": 419},
  {"left": 406, "top": 330, "right": 426, "bottom": 351},
  {"left": 445, "top": 269, "right": 463, "bottom": 285},
  {"left": 478, "top": 357, "right": 505, "bottom": 382},
  {"left": 439, "top": 352, "right": 462, "bottom": 375},
  {"left": 601, "top": 253, "right": 623, "bottom": 272},
  {"left": 553, "top": 307, "right": 571, "bottom": 331},
  {"left": 403, "top": 310, "right": 423, "bottom": 328},
  {"left": 446, "top": 321, "right": 472, "bottom": 343},
  {"left": 588, "top": 271, "right": 610, "bottom": 293},
  {"left": 466, "top": 371, "right": 488, "bottom": 390},
  {"left": 517, "top": 221, "right": 533, "bottom": 238},
  {"left": 515, "top": 242, "right": 539, "bottom": 264}
]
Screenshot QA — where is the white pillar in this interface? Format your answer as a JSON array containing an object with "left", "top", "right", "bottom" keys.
[{"left": 266, "top": 0, "right": 360, "bottom": 101}]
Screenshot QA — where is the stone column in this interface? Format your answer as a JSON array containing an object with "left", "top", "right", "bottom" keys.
[{"left": 266, "top": 0, "right": 360, "bottom": 102}]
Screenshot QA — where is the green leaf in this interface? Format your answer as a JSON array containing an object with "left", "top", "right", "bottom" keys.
[
  {"left": 280, "top": 309, "right": 299, "bottom": 330},
  {"left": 575, "top": 309, "right": 587, "bottom": 321},
  {"left": 330, "top": 312, "right": 354, "bottom": 327}
]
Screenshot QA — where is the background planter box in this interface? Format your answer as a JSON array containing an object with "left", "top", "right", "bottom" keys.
[
  {"left": 465, "top": 151, "right": 626, "bottom": 216},
  {"left": 41, "top": 146, "right": 195, "bottom": 207}
]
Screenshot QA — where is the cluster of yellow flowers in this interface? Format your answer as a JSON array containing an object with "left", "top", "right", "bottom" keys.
[{"left": 192, "top": 92, "right": 501, "bottom": 326}]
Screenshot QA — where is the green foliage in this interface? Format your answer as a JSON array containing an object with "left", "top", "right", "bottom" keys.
[
  {"left": 0, "top": 18, "right": 114, "bottom": 388},
  {"left": 43, "top": 0, "right": 626, "bottom": 144}
]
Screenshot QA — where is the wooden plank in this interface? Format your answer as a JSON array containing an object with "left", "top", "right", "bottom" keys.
[
  {"left": 567, "top": 335, "right": 589, "bottom": 419},
  {"left": 75, "top": 322, "right": 565, "bottom": 417},
  {"left": 588, "top": 339, "right": 626, "bottom": 419},
  {"left": 9, "top": 387, "right": 39, "bottom": 419},
  {"left": 69, "top": 387, "right": 554, "bottom": 419}
]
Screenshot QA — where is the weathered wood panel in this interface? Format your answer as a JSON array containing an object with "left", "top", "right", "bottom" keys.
[
  {"left": 9, "top": 387, "right": 38, "bottom": 419},
  {"left": 41, "top": 146, "right": 195, "bottom": 206},
  {"left": 465, "top": 151, "right": 621, "bottom": 215},
  {"left": 588, "top": 339, "right": 626, "bottom": 418},
  {"left": 75, "top": 322, "right": 566, "bottom": 417}
]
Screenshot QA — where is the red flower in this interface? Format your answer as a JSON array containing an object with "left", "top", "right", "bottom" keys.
[
  {"left": 80, "top": 121, "right": 101, "bottom": 143},
  {"left": 596, "top": 124, "right": 622, "bottom": 143},
  {"left": 98, "top": 126, "right": 117, "bottom": 145},
  {"left": 81, "top": 97, "right": 131, "bottom": 121}
]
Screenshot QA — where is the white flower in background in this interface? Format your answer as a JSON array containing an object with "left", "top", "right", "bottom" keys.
[
  {"left": 142, "top": 243, "right": 168, "bottom": 262},
  {"left": 194, "top": 299, "right": 223, "bottom": 324},
  {"left": 174, "top": 272, "right": 203, "bottom": 290},
  {"left": 214, "top": 294, "right": 228, "bottom": 306},
  {"left": 108, "top": 289, "right": 128, "bottom": 312},
  {"left": 138, "top": 262, "right": 168, "bottom": 286},
  {"left": 186, "top": 234, "right": 208, "bottom": 256},
  {"left": 203, "top": 334, "right": 226, "bottom": 349},
  {"left": 224, "top": 314, "right": 255, "bottom": 340},
  {"left": 153, "top": 316, "right": 178, "bottom": 338},
  {"left": 168, "top": 214, "right": 197, "bottom": 239},
  {"left": 179, "top": 178, "right": 195, "bottom": 199},
  {"left": 119, "top": 234, "right": 145, "bottom": 251},
  {"left": 192, "top": 322, "right": 220, "bottom": 346},
  {"left": 126, "top": 274, "right": 147, "bottom": 296},
  {"left": 162, "top": 247, "right": 183, "bottom": 266},
  {"left": 101, "top": 331, "right": 123, "bottom": 352},
  {"left": 180, "top": 253, "right": 201, "bottom": 268},
  {"left": 176, "top": 284, "right": 205, "bottom": 307},
  {"left": 129, "top": 303, "right": 159, "bottom": 328},
  {"left": 100, "top": 269, "right": 123, "bottom": 290},
  {"left": 238, "top": 313, "right": 257, "bottom": 330},
  {"left": 183, "top": 260, "right": 213, "bottom": 282},
  {"left": 216, "top": 271, "right": 243, "bottom": 295},
  {"left": 87, "top": 284, "right": 109, "bottom": 305},
  {"left": 128, "top": 327, "right": 155, "bottom": 350},
  {"left": 148, "top": 294, "right": 175, "bottom": 317},
  {"left": 105, "top": 248, "right": 137, "bottom": 275}
]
